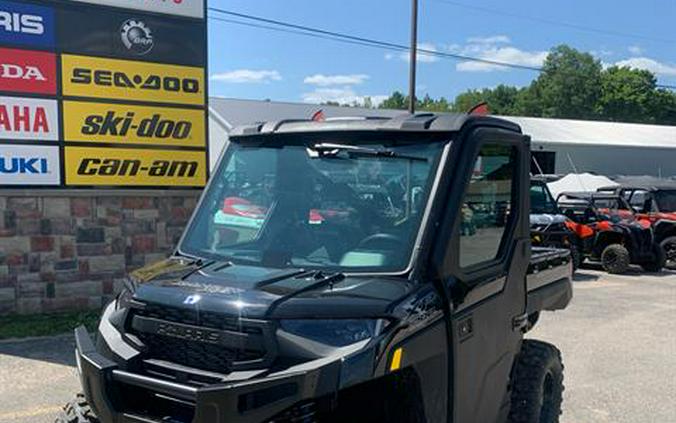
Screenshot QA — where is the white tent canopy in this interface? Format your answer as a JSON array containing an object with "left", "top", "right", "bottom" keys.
[{"left": 547, "top": 173, "right": 619, "bottom": 199}]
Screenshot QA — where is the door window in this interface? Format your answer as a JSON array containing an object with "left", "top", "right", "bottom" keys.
[{"left": 459, "top": 143, "right": 517, "bottom": 268}]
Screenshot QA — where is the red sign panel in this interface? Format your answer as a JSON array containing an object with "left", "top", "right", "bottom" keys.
[{"left": 0, "top": 47, "right": 57, "bottom": 95}]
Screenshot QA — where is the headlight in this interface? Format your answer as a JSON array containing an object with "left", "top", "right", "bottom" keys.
[
  {"left": 279, "top": 319, "right": 389, "bottom": 347},
  {"left": 115, "top": 279, "right": 136, "bottom": 310}
]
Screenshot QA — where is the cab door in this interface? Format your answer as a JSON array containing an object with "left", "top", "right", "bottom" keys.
[{"left": 435, "top": 127, "right": 530, "bottom": 422}]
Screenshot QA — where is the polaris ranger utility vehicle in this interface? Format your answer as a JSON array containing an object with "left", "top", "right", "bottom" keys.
[
  {"left": 60, "top": 114, "right": 573, "bottom": 423},
  {"left": 597, "top": 177, "right": 676, "bottom": 269},
  {"left": 557, "top": 191, "right": 664, "bottom": 274},
  {"left": 530, "top": 178, "right": 581, "bottom": 270}
]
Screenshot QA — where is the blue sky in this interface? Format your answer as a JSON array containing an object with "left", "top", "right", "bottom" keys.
[{"left": 207, "top": 0, "right": 676, "bottom": 106}]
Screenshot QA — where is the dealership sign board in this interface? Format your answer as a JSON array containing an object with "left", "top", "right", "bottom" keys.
[
  {"left": 0, "top": 0, "right": 207, "bottom": 189},
  {"left": 65, "top": 0, "right": 204, "bottom": 19}
]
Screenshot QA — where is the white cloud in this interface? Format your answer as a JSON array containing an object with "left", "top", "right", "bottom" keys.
[
  {"left": 614, "top": 57, "right": 676, "bottom": 77},
  {"left": 457, "top": 46, "right": 547, "bottom": 72},
  {"left": 210, "top": 69, "right": 281, "bottom": 84},
  {"left": 398, "top": 42, "right": 440, "bottom": 63},
  {"left": 628, "top": 45, "right": 643, "bottom": 55},
  {"left": 467, "top": 35, "right": 511, "bottom": 44},
  {"left": 301, "top": 87, "right": 388, "bottom": 107},
  {"left": 304, "top": 74, "right": 369, "bottom": 86}
]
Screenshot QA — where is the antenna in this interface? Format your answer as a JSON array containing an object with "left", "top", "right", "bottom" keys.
[{"left": 408, "top": 0, "right": 418, "bottom": 114}]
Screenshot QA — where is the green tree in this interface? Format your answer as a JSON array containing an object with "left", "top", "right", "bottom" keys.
[
  {"left": 535, "top": 45, "right": 603, "bottom": 119},
  {"left": 379, "top": 91, "right": 407, "bottom": 110},
  {"left": 597, "top": 66, "right": 657, "bottom": 123}
]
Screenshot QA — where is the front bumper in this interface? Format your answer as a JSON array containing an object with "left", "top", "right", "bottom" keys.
[{"left": 74, "top": 326, "right": 344, "bottom": 423}]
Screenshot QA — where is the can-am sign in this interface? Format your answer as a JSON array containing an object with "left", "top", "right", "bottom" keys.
[
  {"left": 67, "top": 0, "right": 204, "bottom": 19},
  {"left": 0, "top": 144, "right": 60, "bottom": 185}
]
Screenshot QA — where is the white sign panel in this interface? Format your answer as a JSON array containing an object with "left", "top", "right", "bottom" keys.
[
  {"left": 67, "top": 0, "right": 204, "bottom": 19},
  {"left": 0, "top": 144, "right": 60, "bottom": 185},
  {"left": 0, "top": 96, "right": 59, "bottom": 141}
]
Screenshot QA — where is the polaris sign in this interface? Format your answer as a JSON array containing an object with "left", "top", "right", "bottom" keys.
[
  {"left": 0, "top": 0, "right": 55, "bottom": 48},
  {"left": 0, "top": 144, "right": 60, "bottom": 185}
]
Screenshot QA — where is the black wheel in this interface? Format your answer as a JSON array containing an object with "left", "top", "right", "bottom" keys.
[
  {"left": 55, "top": 394, "right": 99, "bottom": 423},
  {"left": 660, "top": 236, "right": 676, "bottom": 270},
  {"left": 600, "top": 244, "right": 630, "bottom": 274},
  {"left": 641, "top": 242, "right": 666, "bottom": 273},
  {"left": 508, "top": 340, "right": 564, "bottom": 423},
  {"left": 569, "top": 245, "right": 582, "bottom": 272}
]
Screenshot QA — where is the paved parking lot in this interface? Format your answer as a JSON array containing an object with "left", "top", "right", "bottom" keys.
[{"left": 0, "top": 267, "right": 674, "bottom": 423}]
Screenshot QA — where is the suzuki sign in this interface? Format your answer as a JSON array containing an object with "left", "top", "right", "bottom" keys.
[{"left": 0, "top": 144, "right": 60, "bottom": 185}]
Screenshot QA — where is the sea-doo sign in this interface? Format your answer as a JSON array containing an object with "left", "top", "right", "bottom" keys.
[
  {"left": 0, "top": 0, "right": 55, "bottom": 48},
  {"left": 66, "top": 0, "right": 204, "bottom": 19},
  {"left": 0, "top": 144, "right": 60, "bottom": 185},
  {"left": 0, "top": 47, "right": 56, "bottom": 94},
  {"left": 62, "top": 55, "right": 205, "bottom": 106},
  {"left": 0, "top": 96, "right": 59, "bottom": 141}
]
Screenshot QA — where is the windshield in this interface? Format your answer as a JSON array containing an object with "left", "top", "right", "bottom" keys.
[
  {"left": 654, "top": 190, "right": 676, "bottom": 212},
  {"left": 180, "top": 140, "right": 445, "bottom": 272},
  {"left": 530, "top": 182, "right": 559, "bottom": 214}
]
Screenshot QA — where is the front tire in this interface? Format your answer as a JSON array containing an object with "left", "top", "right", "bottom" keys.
[
  {"left": 660, "top": 236, "right": 676, "bottom": 270},
  {"left": 601, "top": 244, "right": 630, "bottom": 274},
  {"left": 508, "top": 340, "right": 564, "bottom": 423},
  {"left": 55, "top": 394, "right": 99, "bottom": 423}
]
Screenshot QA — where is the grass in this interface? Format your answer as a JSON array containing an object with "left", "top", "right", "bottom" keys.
[{"left": 0, "top": 311, "right": 101, "bottom": 340}]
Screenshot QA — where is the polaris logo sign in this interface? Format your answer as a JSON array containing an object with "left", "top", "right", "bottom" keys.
[
  {"left": 0, "top": 144, "right": 60, "bottom": 185},
  {"left": 0, "top": 96, "right": 59, "bottom": 141},
  {"left": 0, "top": 0, "right": 55, "bottom": 48}
]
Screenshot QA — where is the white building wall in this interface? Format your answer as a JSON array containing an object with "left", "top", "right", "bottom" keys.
[{"left": 532, "top": 142, "right": 676, "bottom": 177}]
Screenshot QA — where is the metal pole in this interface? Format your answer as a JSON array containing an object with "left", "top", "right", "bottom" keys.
[{"left": 408, "top": 0, "right": 418, "bottom": 114}]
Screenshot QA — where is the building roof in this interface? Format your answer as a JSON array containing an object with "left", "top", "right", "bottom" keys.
[
  {"left": 503, "top": 115, "right": 676, "bottom": 149},
  {"left": 209, "top": 98, "right": 676, "bottom": 149}
]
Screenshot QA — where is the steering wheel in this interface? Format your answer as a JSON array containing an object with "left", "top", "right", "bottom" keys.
[{"left": 357, "top": 233, "right": 402, "bottom": 250}]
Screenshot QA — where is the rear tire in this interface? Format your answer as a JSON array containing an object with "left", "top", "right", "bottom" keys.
[
  {"left": 601, "top": 244, "right": 630, "bottom": 274},
  {"left": 660, "top": 236, "right": 676, "bottom": 270},
  {"left": 55, "top": 394, "right": 99, "bottom": 423},
  {"left": 641, "top": 243, "right": 666, "bottom": 273},
  {"left": 508, "top": 340, "right": 564, "bottom": 423}
]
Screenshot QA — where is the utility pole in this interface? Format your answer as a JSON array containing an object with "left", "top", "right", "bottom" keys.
[{"left": 408, "top": 0, "right": 418, "bottom": 114}]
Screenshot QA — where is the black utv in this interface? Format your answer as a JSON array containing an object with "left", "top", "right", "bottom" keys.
[
  {"left": 530, "top": 178, "right": 581, "bottom": 270},
  {"left": 59, "top": 113, "right": 573, "bottom": 423}
]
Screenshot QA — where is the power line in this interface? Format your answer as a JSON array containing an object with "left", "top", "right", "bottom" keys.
[
  {"left": 207, "top": 7, "right": 676, "bottom": 90},
  {"left": 207, "top": 6, "right": 542, "bottom": 72},
  {"left": 430, "top": 0, "right": 676, "bottom": 45}
]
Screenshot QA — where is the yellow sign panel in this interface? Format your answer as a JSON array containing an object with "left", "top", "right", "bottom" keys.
[
  {"left": 63, "top": 101, "right": 206, "bottom": 148},
  {"left": 61, "top": 55, "right": 205, "bottom": 106},
  {"left": 65, "top": 147, "right": 206, "bottom": 187}
]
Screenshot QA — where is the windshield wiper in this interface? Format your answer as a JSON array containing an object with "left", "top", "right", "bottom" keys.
[{"left": 308, "top": 143, "right": 427, "bottom": 162}]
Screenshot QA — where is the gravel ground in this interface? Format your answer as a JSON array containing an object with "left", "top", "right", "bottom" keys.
[{"left": 0, "top": 266, "right": 674, "bottom": 423}]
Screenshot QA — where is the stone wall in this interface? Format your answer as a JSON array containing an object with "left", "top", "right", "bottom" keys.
[{"left": 0, "top": 191, "right": 201, "bottom": 316}]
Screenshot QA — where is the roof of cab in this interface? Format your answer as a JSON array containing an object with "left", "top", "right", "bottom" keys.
[{"left": 228, "top": 112, "right": 522, "bottom": 138}]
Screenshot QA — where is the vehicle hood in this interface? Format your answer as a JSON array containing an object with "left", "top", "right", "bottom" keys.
[
  {"left": 530, "top": 213, "right": 567, "bottom": 226},
  {"left": 128, "top": 258, "right": 414, "bottom": 319}
]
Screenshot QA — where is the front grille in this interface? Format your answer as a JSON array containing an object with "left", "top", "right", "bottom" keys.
[
  {"left": 129, "top": 302, "right": 272, "bottom": 374},
  {"left": 136, "top": 332, "right": 262, "bottom": 374}
]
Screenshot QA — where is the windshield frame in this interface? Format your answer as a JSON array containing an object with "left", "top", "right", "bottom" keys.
[{"left": 175, "top": 134, "right": 453, "bottom": 278}]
